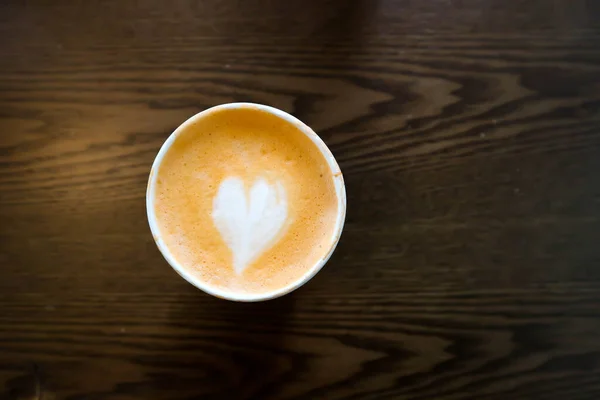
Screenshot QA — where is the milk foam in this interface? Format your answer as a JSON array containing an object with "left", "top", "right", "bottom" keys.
[
  {"left": 152, "top": 105, "right": 341, "bottom": 296},
  {"left": 212, "top": 177, "right": 288, "bottom": 274}
]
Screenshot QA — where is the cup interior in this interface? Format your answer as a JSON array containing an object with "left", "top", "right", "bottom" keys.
[{"left": 146, "top": 103, "right": 346, "bottom": 301}]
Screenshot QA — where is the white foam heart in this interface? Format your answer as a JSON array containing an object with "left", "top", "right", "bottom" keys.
[{"left": 212, "top": 177, "right": 288, "bottom": 274}]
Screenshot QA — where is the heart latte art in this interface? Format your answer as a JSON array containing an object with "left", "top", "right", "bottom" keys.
[
  {"left": 213, "top": 177, "right": 289, "bottom": 275},
  {"left": 151, "top": 105, "right": 341, "bottom": 296}
]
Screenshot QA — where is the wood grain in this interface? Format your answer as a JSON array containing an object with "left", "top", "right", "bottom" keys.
[{"left": 2, "top": 0, "right": 600, "bottom": 399}]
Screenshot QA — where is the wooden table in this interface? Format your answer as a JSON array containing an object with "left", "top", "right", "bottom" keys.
[{"left": 2, "top": 1, "right": 600, "bottom": 399}]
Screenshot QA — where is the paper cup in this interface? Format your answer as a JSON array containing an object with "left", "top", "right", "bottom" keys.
[{"left": 146, "top": 103, "right": 346, "bottom": 301}]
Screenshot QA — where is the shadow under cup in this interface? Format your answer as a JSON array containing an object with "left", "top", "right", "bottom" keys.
[{"left": 146, "top": 103, "right": 346, "bottom": 301}]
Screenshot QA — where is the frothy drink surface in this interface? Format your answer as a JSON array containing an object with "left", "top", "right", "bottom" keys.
[{"left": 152, "top": 106, "right": 339, "bottom": 295}]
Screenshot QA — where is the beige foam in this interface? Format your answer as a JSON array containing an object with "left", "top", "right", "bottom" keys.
[{"left": 152, "top": 106, "right": 339, "bottom": 295}]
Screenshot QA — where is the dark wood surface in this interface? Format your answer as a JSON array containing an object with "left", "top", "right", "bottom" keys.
[{"left": 2, "top": 1, "right": 600, "bottom": 399}]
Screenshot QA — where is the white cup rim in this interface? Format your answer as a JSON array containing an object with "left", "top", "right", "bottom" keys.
[{"left": 146, "top": 102, "right": 346, "bottom": 301}]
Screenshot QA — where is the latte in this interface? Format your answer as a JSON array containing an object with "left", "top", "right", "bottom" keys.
[{"left": 147, "top": 104, "right": 345, "bottom": 300}]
